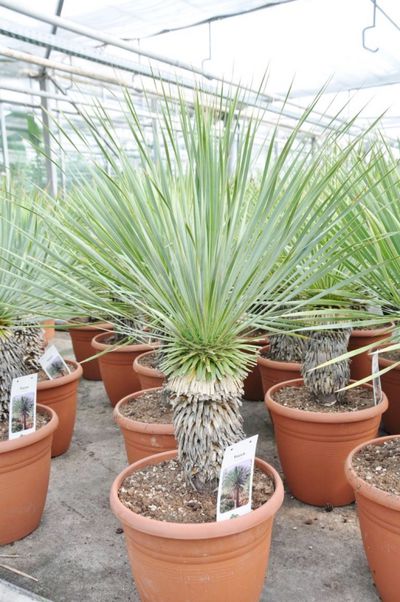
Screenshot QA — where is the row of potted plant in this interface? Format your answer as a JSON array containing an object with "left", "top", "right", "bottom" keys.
[
  {"left": 0, "top": 189, "right": 69, "bottom": 544},
  {"left": 2, "top": 83, "right": 400, "bottom": 600}
]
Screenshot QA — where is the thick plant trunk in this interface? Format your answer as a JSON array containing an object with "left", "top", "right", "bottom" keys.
[
  {"left": 13, "top": 326, "right": 45, "bottom": 372},
  {"left": 170, "top": 384, "right": 244, "bottom": 494},
  {"left": 302, "top": 329, "right": 351, "bottom": 406},
  {"left": 0, "top": 332, "right": 25, "bottom": 421},
  {"left": 234, "top": 486, "right": 240, "bottom": 508},
  {"left": 268, "top": 333, "right": 307, "bottom": 362},
  {"left": 112, "top": 312, "right": 157, "bottom": 344},
  {"left": 0, "top": 327, "right": 44, "bottom": 421}
]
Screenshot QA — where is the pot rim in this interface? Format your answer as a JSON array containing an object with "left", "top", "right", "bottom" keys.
[
  {"left": 110, "top": 450, "right": 284, "bottom": 539},
  {"left": 37, "top": 359, "right": 83, "bottom": 390},
  {"left": 114, "top": 388, "right": 174, "bottom": 435},
  {"left": 378, "top": 353, "right": 400, "bottom": 370},
  {"left": 244, "top": 333, "right": 269, "bottom": 345},
  {"left": 0, "top": 404, "right": 59, "bottom": 454},
  {"left": 256, "top": 345, "right": 301, "bottom": 371},
  {"left": 345, "top": 434, "right": 400, "bottom": 511},
  {"left": 265, "top": 378, "right": 388, "bottom": 423},
  {"left": 92, "top": 332, "right": 156, "bottom": 354},
  {"left": 350, "top": 324, "right": 393, "bottom": 338},
  {"left": 133, "top": 350, "right": 165, "bottom": 379},
  {"left": 67, "top": 320, "right": 113, "bottom": 333}
]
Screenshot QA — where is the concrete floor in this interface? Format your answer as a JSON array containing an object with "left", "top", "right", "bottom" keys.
[{"left": 0, "top": 333, "right": 379, "bottom": 602}]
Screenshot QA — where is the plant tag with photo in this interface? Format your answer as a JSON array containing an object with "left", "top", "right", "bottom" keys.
[
  {"left": 39, "top": 345, "right": 70, "bottom": 380},
  {"left": 8, "top": 374, "right": 38, "bottom": 440},
  {"left": 371, "top": 351, "right": 382, "bottom": 406},
  {"left": 217, "top": 434, "right": 258, "bottom": 522}
]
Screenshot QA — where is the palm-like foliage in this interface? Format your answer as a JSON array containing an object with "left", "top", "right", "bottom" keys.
[
  {"left": 261, "top": 145, "right": 392, "bottom": 404},
  {"left": 17, "top": 395, "right": 34, "bottom": 430},
  {"left": 347, "top": 142, "right": 400, "bottom": 307},
  {"left": 16, "top": 85, "right": 389, "bottom": 489},
  {"left": 298, "top": 249, "right": 384, "bottom": 405},
  {"left": 337, "top": 140, "right": 400, "bottom": 369},
  {"left": 0, "top": 183, "right": 53, "bottom": 420}
]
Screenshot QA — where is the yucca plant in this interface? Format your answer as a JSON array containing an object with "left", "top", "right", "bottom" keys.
[
  {"left": 299, "top": 263, "right": 383, "bottom": 405},
  {"left": 0, "top": 184, "right": 52, "bottom": 422},
  {"left": 267, "top": 270, "right": 378, "bottom": 406},
  {"left": 340, "top": 139, "right": 400, "bottom": 366},
  {"left": 16, "top": 85, "right": 388, "bottom": 491},
  {"left": 260, "top": 143, "right": 391, "bottom": 403}
]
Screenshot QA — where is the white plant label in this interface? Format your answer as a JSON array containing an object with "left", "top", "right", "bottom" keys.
[
  {"left": 8, "top": 374, "right": 38, "bottom": 440},
  {"left": 39, "top": 345, "right": 70, "bottom": 380},
  {"left": 217, "top": 434, "right": 258, "bottom": 522},
  {"left": 371, "top": 351, "right": 382, "bottom": 406}
]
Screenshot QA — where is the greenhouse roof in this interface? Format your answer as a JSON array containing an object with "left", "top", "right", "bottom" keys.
[
  {"left": 0, "top": 1, "right": 398, "bottom": 90},
  {"left": 1, "top": 0, "right": 400, "bottom": 194}
]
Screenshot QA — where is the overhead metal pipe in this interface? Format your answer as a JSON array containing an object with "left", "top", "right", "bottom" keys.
[
  {"left": 0, "top": 45, "right": 140, "bottom": 89},
  {"left": 41, "top": 0, "right": 64, "bottom": 67},
  {"left": 0, "top": 46, "right": 341, "bottom": 139},
  {"left": 0, "top": 1, "right": 395, "bottom": 144},
  {"left": 1, "top": 21, "right": 371, "bottom": 137},
  {"left": 0, "top": 103, "right": 10, "bottom": 186},
  {"left": 0, "top": 83, "right": 161, "bottom": 119},
  {"left": 0, "top": 47, "right": 278, "bottom": 124},
  {"left": 0, "top": 0, "right": 233, "bottom": 84},
  {"left": 39, "top": 76, "right": 57, "bottom": 196},
  {"left": 0, "top": 97, "right": 40, "bottom": 109},
  {"left": 0, "top": 22, "right": 272, "bottom": 112}
]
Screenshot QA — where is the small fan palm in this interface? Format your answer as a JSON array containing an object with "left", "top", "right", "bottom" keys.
[
  {"left": 223, "top": 465, "right": 251, "bottom": 508},
  {"left": 17, "top": 395, "right": 34, "bottom": 430}
]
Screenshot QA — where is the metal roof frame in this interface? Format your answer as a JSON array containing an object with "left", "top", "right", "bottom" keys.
[{"left": 0, "top": 0, "right": 397, "bottom": 193}]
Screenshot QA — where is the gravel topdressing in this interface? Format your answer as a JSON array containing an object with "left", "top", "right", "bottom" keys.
[
  {"left": 118, "top": 459, "right": 275, "bottom": 523},
  {"left": 119, "top": 389, "right": 173, "bottom": 423},
  {"left": 351, "top": 438, "right": 400, "bottom": 496},
  {"left": 273, "top": 385, "right": 376, "bottom": 413}
]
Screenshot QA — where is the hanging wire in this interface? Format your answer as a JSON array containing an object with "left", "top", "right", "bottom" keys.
[{"left": 362, "top": 0, "right": 379, "bottom": 53}]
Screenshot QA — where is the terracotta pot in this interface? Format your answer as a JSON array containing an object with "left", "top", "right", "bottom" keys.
[
  {"left": 349, "top": 325, "right": 392, "bottom": 381},
  {"left": 265, "top": 378, "right": 388, "bottom": 507},
  {"left": 68, "top": 321, "right": 112, "bottom": 380},
  {"left": 133, "top": 351, "right": 166, "bottom": 390},
  {"left": 243, "top": 336, "right": 269, "bottom": 401},
  {"left": 257, "top": 345, "right": 301, "bottom": 396},
  {"left": 41, "top": 319, "right": 55, "bottom": 342},
  {"left": 110, "top": 450, "right": 284, "bottom": 602},
  {"left": 91, "top": 333, "right": 154, "bottom": 406},
  {"left": 379, "top": 355, "right": 400, "bottom": 435},
  {"left": 346, "top": 435, "right": 400, "bottom": 602},
  {"left": 114, "top": 389, "right": 176, "bottom": 463},
  {"left": 0, "top": 405, "right": 58, "bottom": 545},
  {"left": 37, "top": 360, "right": 82, "bottom": 457}
]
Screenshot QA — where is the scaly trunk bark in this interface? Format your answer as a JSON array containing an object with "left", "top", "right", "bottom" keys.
[
  {"left": 302, "top": 329, "right": 351, "bottom": 406},
  {"left": 0, "top": 332, "right": 26, "bottom": 421},
  {"left": 170, "top": 383, "right": 244, "bottom": 494},
  {"left": 268, "top": 333, "right": 307, "bottom": 362},
  {"left": 13, "top": 326, "right": 45, "bottom": 372},
  {"left": 0, "top": 326, "right": 44, "bottom": 421},
  {"left": 234, "top": 486, "right": 240, "bottom": 508}
]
